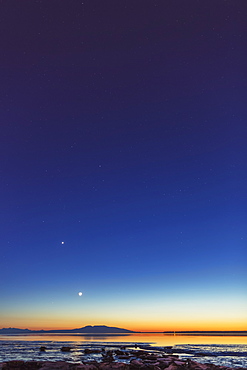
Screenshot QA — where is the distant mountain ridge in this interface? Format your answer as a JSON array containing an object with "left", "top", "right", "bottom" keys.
[
  {"left": 0, "top": 325, "right": 135, "bottom": 334},
  {"left": 1, "top": 327, "right": 246, "bottom": 335},
  {"left": 164, "top": 330, "right": 247, "bottom": 336}
]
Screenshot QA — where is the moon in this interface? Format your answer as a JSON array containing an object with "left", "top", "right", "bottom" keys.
[{"left": 78, "top": 292, "right": 83, "bottom": 296}]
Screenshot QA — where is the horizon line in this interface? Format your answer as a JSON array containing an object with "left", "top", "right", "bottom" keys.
[{"left": 1, "top": 326, "right": 247, "bottom": 333}]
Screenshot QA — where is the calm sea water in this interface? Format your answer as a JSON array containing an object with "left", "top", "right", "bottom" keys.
[{"left": 0, "top": 334, "right": 247, "bottom": 368}]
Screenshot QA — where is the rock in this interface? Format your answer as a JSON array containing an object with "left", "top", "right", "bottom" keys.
[
  {"left": 130, "top": 360, "right": 143, "bottom": 368},
  {"left": 133, "top": 351, "right": 147, "bottom": 357},
  {"left": 117, "top": 356, "right": 130, "bottom": 360},
  {"left": 187, "top": 361, "right": 208, "bottom": 370},
  {"left": 163, "top": 348, "right": 173, "bottom": 352},
  {"left": 157, "top": 359, "right": 172, "bottom": 363},
  {"left": 102, "top": 351, "right": 114, "bottom": 363},
  {"left": 196, "top": 364, "right": 219, "bottom": 370},
  {"left": 197, "top": 365, "right": 210, "bottom": 370},
  {"left": 2, "top": 361, "right": 41, "bottom": 369},
  {"left": 157, "top": 364, "right": 170, "bottom": 369},
  {"left": 173, "top": 362, "right": 186, "bottom": 367},
  {"left": 115, "top": 350, "right": 129, "bottom": 356},
  {"left": 0, "top": 359, "right": 241, "bottom": 370},
  {"left": 2, "top": 361, "right": 39, "bottom": 370},
  {"left": 2, "top": 361, "right": 25, "bottom": 369},
  {"left": 61, "top": 346, "right": 72, "bottom": 352},
  {"left": 40, "top": 361, "right": 71, "bottom": 369},
  {"left": 146, "top": 356, "right": 158, "bottom": 361},
  {"left": 76, "top": 365, "right": 98, "bottom": 370},
  {"left": 40, "top": 346, "right": 47, "bottom": 352},
  {"left": 164, "top": 364, "right": 180, "bottom": 370},
  {"left": 84, "top": 349, "right": 101, "bottom": 354},
  {"left": 156, "top": 360, "right": 171, "bottom": 369},
  {"left": 99, "top": 363, "right": 128, "bottom": 370}
]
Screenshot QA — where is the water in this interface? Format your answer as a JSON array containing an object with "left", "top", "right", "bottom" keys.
[
  {"left": 0, "top": 334, "right": 247, "bottom": 368},
  {"left": 174, "top": 344, "right": 247, "bottom": 368}
]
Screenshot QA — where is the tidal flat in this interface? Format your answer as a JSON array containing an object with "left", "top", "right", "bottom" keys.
[{"left": 0, "top": 334, "right": 247, "bottom": 369}]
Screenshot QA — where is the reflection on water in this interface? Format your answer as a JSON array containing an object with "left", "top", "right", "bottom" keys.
[{"left": 0, "top": 333, "right": 247, "bottom": 345}]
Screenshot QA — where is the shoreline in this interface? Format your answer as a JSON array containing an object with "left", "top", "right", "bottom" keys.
[
  {"left": 1, "top": 347, "right": 247, "bottom": 370},
  {"left": 1, "top": 357, "right": 247, "bottom": 370},
  {"left": 1, "top": 341, "right": 246, "bottom": 369}
]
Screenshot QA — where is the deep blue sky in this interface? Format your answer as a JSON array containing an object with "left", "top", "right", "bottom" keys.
[{"left": 0, "top": 1, "right": 246, "bottom": 331}]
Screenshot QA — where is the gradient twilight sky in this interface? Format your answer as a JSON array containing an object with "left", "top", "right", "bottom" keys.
[{"left": 0, "top": 1, "right": 246, "bottom": 332}]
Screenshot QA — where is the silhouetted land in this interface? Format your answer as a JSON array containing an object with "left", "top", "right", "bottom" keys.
[
  {"left": 163, "top": 331, "right": 247, "bottom": 336},
  {"left": 0, "top": 326, "right": 246, "bottom": 335},
  {"left": 0, "top": 325, "right": 134, "bottom": 334}
]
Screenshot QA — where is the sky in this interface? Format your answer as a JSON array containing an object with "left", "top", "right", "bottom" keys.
[{"left": 0, "top": 0, "right": 246, "bottom": 332}]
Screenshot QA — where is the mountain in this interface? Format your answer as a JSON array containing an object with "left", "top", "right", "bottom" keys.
[
  {"left": 0, "top": 325, "right": 135, "bottom": 334},
  {"left": 0, "top": 328, "right": 32, "bottom": 334},
  {"left": 72, "top": 325, "right": 134, "bottom": 333}
]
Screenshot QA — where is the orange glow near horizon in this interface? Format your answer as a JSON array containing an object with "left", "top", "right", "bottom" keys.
[
  {"left": 1, "top": 279, "right": 246, "bottom": 333},
  {"left": 1, "top": 295, "right": 246, "bottom": 332},
  {"left": 1, "top": 317, "right": 246, "bottom": 332}
]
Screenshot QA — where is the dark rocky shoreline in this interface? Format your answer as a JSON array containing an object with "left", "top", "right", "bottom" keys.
[
  {"left": 1, "top": 353, "right": 247, "bottom": 370},
  {"left": 1, "top": 343, "right": 246, "bottom": 370}
]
